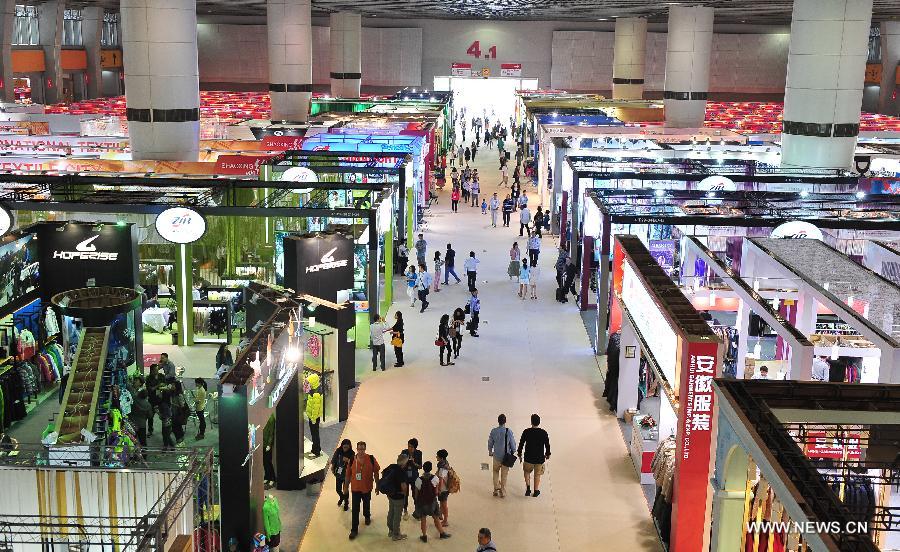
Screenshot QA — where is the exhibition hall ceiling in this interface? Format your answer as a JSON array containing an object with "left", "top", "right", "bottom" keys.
[{"left": 76, "top": 1, "right": 900, "bottom": 23}]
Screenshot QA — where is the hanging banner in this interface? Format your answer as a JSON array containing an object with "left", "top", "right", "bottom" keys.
[
  {"left": 671, "top": 339, "right": 719, "bottom": 552},
  {"left": 214, "top": 154, "right": 273, "bottom": 176},
  {"left": 804, "top": 431, "right": 862, "bottom": 460},
  {"left": 155, "top": 207, "right": 207, "bottom": 244},
  {"left": 451, "top": 62, "right": 472, "bottom": 77},
  {"left": 500, "top": 63, "right": 522, "bottom": 77},
  {"left": 260, "top": 135, "right": 304, "bottom": 151}
]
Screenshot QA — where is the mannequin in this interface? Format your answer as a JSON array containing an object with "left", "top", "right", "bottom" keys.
[
  {"left": 263, "top": 414, "right": 276, "bottom": 489},
  {"left": 305, "top": 373, "right": 323, "bottom": 458},
  {"left": 262, "top": 494, "right": 281, "bottom": 551}
]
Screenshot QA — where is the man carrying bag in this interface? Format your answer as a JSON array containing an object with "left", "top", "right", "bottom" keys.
[{"left": 487, "top": 414, "right": 517, "bottom": 498}]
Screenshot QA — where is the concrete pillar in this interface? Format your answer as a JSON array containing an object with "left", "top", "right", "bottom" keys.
[
  {"left": 878, "top": 22, "right": 900, "bottom": 116},
  {"left": 0, "top": 0, "right": 13, "bottom": 103},
  {"left": 121, "top": 0, "right": 200, "bottom": 161},
  {"left": 82, "top": 7, "right": 103, "bottom": 99},
  {"left": 613, "top": 17, "right": 647, "bottom": 100},
  {"left": 329, "top": 12, "right": 361, "bottom": 99},
  {"left": 267, "top": 0, "right": 312, "bottom": 122},
  {"left": 663, "top": 6, "right": 713, "bottom": 128},
  {"left": 38, "top": 0, "right": 64, "bottom": 104},
  {"left": 781, "top": 0, "right": 873, "bottom": 169}
]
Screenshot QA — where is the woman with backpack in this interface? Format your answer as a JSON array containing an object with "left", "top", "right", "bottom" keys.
[
  {"left": 331, "top": 439, "right": 355, "bottom": 511},
  {"left": 438, "top": 315, "right": 453, "bottom": 366},
  {"left": 436, "top": 449, "right": 457, "bottom": 528},
  {"left": 414, "top": 461, "right": 452, "bottom": 543}
]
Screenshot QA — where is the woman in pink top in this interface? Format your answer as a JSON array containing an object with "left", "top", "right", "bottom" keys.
[
  {"left": 508, "top": 242, "right": 521, "bottom": 281},
  {"left": 450, "top": 188, "right": 461, "bottom": 213}
]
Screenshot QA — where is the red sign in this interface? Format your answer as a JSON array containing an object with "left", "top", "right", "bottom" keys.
[
  {"left": 804, "top": 431, "right": 862, "bottom": 460},
  {"left": 671, "top": 340, "right": 718, "bottom": 552},
  {"left": 142, "top": 353, "right": 161, "bottom": 368},
  {"left": 261, "top": 135, "right": 304, "bottom": 151},
  {"left": 451, "top": 62, "right": 472, "bottom": 77},
  {"left": 501, "top": 63, "right": 522, "bottom": 77},
  {"left": 214, "top": 154, "right": 272, "bottom": 176}
]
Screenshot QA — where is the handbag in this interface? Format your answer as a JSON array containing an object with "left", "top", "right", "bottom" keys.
[
  {"left": 391, "top": 336, "right": 403, "bottom": 347},
  {"left": 502, "top": 429, "right": 517, "bottom": 468},
  {"left": 435, "top": 337, "right": 446, "bottom": 347}
]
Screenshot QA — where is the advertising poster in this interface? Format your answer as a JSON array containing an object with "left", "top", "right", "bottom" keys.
[{"left": 649, "top": 240, "right": 677, "bottom": 271}]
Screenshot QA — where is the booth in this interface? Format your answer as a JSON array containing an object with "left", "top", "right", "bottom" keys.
[{"left": 711, "top": 380, "right": 900, "bottom": 552}]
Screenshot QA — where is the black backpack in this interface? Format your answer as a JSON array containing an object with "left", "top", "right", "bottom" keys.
[{"left": 377, "top": 464, "right": 401, "bottom": 496}]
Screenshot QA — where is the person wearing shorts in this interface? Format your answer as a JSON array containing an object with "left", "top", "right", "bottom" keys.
[
  {"left": 518, "top": 413, "right": 551, "bottom": 497},
  {"left": 436, "top": 449, "right": 452, "bottom": 527},
  {"left": 414, "top": 461, "right": 451, "bottom": 543}
]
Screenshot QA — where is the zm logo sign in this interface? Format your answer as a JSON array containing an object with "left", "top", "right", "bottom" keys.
[
  {"left": 53, "top": 235, "right": 119, "bottom": 261},
  {"left": 305, "top": 246, "right": 349, "bottom": 273}
]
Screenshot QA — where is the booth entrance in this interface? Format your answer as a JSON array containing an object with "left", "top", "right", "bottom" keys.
[{"left": 434, "top": 75, "right": 538, "bottom": 130}]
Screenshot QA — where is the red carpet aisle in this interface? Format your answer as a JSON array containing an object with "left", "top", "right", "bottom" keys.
[{"left": 297, "top": 152, "right": 661, "bottom": 551}]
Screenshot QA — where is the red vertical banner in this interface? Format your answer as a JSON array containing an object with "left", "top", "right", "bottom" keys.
[
  {"left": 608, "top": 239, "right": 625, "bottom": 335},
  {"left": 671, "top": 339, "right": 719, "bottom": 552}
]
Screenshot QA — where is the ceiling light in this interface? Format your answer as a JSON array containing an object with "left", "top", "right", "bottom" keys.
[
  {"left": 799, "top": 190, "right": 809, "bottom": 198},
  {"left": 855, "top": 191, "right": 865, "bottom": 199},
  {"left": 654, "top": 189, "right": 665, "bottom": 198}
]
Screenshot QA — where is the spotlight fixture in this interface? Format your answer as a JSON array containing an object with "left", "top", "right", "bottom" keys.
[
  {"left": 855, "top": 191, "right": 865, "bottom": 199},
  {"left": 799, "top": 190, "right": 809, "bottom": 198},
  {"left": 654, "top": 189, "right": 665, "bottom": 198}
]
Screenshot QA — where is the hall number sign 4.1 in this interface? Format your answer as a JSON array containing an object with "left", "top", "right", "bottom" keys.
[{"left": 467, "top": 41, "right": 497, "bottom": 60}]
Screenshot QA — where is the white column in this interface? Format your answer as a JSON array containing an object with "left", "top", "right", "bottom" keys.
[
  {"left": 735, "top": 299, "right": 751, "bottom": 377},
  {"left": 38, "top": 0, "right": 64, "bottom": 104},
  {"left": 267, "top": 0, "right": 312, "bottom": 122},
  {"left": 663, "top": 6, "right": 713, "bottom": 128},
  {"left": 122, "top": 0, "right": 200, "bottom": 161},
  {"left": 878, "top": 22, "right": 900, "bottom": 116},
  {"left": 781, "top": 0, "right": 873, "bottom": 169},
  {"left": 616, "top": 314, "right": 641, "bottom": 418},
  {"left": 0, "top": 0, "right": 13, "bottom": 102},
  {"left": 330, "top": 12, "right": 361, "bottom": 99},
  {"left": 82, "top": 7, "right": 103, "bottom": 99},
  {"left": 613, "top": 17, "right": 647, "bottom": 100}
]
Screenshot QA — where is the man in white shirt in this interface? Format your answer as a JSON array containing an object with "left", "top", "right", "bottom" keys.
[
  {"left": 519, "top": 206, "right": 532, "bottom": 237},
  {"left": 416, "top": 263, "right": 433, "bottom": 312},
  {"left": 811, "top": 356, "right": 829, "bottom": 381},
  {"left": 464, "top": 252, "right": 480, "bottom": 292},
  {"left": 369, "top": 315, "right": 389, "bottom": 371},
  {"left": 489, "top": 193, "right": 500, "bottom": 228}
]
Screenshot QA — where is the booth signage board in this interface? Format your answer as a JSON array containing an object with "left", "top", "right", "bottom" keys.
[
  {"left": 155, "top": 207, "right": 207, "bottom": 244},
  {"left": 0, "top": 135, "right": 129, "bottom": 155},
  {"left": 260, "top": 135, "right": 305, "bottom": 150},
  {"left": 36, "top": 223, "right": 137, "bottom": 300},
  {"left": 451, "top": 62, "right": 472, "bottom": 77},
  {"left": 215, "top": 155, "right": 273, "bottom": 176},
  {"left": 284, "top": 233, "right": 354, "bottom": 304},
  {"left": 803, "top": 431, "right": 862, "bottom": 460},
  {"left": 621, "top": 261, "right": 678, "bottom": 386},
  {"left": 500, "top": 63, "right": 522, "bottom": 77},
  {"left": 770, "top": 221, "right": 824, "bottom": 241},
  {"left": 671, "top": 339, "right": 719, "bottom": 552}
]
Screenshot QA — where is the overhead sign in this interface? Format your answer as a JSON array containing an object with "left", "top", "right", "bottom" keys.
[
  {"left": 279, "top": 166, "right": 318, "bottom": 183},
  {"left": 155, "top": 207, "right": 207, "bottom": 244},
  {"left": 804, "top": 431, "right": 862, "bottom": 460},
  {"left": 215, "top": 154, "right": 273, "bottom": 176},
  {"left": 771, "top": 221, "right": 824, "bottom": 241},
  {"left": 304, "top": 246, "right": 350, "bottom": 273},
  {"left": 283, "top": 233, "right": 354, "bottom": 304},
  {"left": 53, "top": 234, "right": 119, "bottom": 261},
  {"left": 500, "top": 63, "right": 522, "bottom": 77},
  {"left": 451, "top": 62, "right": 472, "bottom": 77},
  {"left": 0, "top": 205, "right": 12, "bottom": 237}
]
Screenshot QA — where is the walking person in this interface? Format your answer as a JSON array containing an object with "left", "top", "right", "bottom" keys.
[
  {"left": 518, "top": 191, "right": 529, "bottom": 212},
  {"left": 145, "top": 363, "right": 164, "bottom": 436},
  {"left": 414, "top": 462, "right": 452, "bottom": 542},
  {"left": 513, "top": 164, "right": 521, "bottom": 187},
  {"left": 345, "top": 441, "right": 381, "bottom": 540},
  {"left": 511, "top": 182, "right": 520, "bottom": 212},
  {"left": 470, "top": 177, "right": 480, "bottom": 208},
  {"left": 383, "top": 454, "right": 409, "bottom": 541},
  {"left": 464, "top": 251, "right": 480, "bottom": 292},
  {"left": 444, "top": 244, "right": 461, "bottom": 285},
  {"left": 370, "top": 314, "right": 389, "bottom": 371},
  {"left": 517, "top": 414, "right": 551, "bottom": 497},
  {"left": 518, "top": 259, "right": 530, "bottom": 299},
  {"left": 489, "top": 193, "right": 500, "bottom": 228},
  {"left": 533, "top": 206, "right": 544, "bottom": 238},
  {"left": 416, "top": 263, "right": 433, "bottom": 312},
  {"left": 130, "top": 388, "right": 151, "bottom": 448},
  {"left": 529, "top": 262, "right": 540, "bottom": 300},
  {"left": 464, "top": 146, "right": 471, "bottom": 165},
  {"left": 433, "top": 252, "right": 443, "bottom": 292},
  {"left": 468, "top": 288, "right": 481, "bottom": 337},
  {"left": 519, "top": 204, "right": 532, "bottom": 237},
  {"left": 528, "top": 234, "right": 541, "bottom": 266},
  {"left": 170, "top": 379, "right": 189, "bottom": 447},
  {"left": 488, "top": 414, "right": 517, "bottom": 498},
  {"left": 438, "top": 314, "right": 454, "bottom": 366},
  {"left": 415, "top": 234, "right": 428, "bottom": 268},
  {"left": 515, "top": 146, "right": 524, "bottom": 167},
  {"left": 436, "top": 449, "right": 455, "bottom": 528},
  {"left": 406, "top": 265, "right": 418, "bottom": 307},
  {"left": 397, "top": 243, "right": 409, "bottom": 275},
  {"left": 462, "top": 174, "right": 471, "bottom": 204},
  {"left": 457, "top": 144, "right": 464, "bottom": 167},
  {"left": 500, "top": 163, "right": 509, "bottom": 187},
  {"left": 471, "top": 140, "right": 478, "bottom": 160},
  {"left": 391, "top": 311, "right": 405, "bottom": 367},
  {"left": 451, "top": 307, "right": 465, "bottom": 358},
  {"left": 502, "top": 195, "right": 514, "bottom": 227},
  {"left": 402, "top": 438, "right": 423, "bottom": 518},
  {"left": 451, "top": 187, "right": 461, "bottom": 212},
  {"left": 192, "top": 378, "right": 207, "bottom": 440},
  {"left": 508, "top": 242, "right": 521, "bottom": 281},
  {"left": 331, "top": 439, "right": 354, "bottom": 511}
]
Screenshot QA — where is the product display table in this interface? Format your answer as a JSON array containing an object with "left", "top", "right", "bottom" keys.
[
  {"left": 142, "top": 307, "right": 171, "bottom": 333},
  {"left": 629, "top": 411, "right": 659, "bottom": 485}
]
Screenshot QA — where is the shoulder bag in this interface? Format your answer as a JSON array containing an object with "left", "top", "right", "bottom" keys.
[{"left": 502, "top": 428, "right": 517, "bottom": 468}]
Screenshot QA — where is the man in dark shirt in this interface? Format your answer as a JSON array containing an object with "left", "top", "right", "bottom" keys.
[
  {"left": 517, "top": 413, "right": 551, "bottom": 497},
  {"left": 444, "top": 244, "right": 461, "bottom": 285},
  {"left": 501, "top": 195, "right": 514, "bottom": 227}
]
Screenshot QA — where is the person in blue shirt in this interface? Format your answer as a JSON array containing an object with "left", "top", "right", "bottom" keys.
[
  {"left": 487, "top": 414, "right": 517, "bottom": 498},
  {"left": 406, "top": 265, "right": 418, "bottom": 307},
  {"left": 416, "top": 264, "right": 433, "bottom": 313},
  {"left": 467, "top": 289, "right": 481, "bottom": 337}
]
